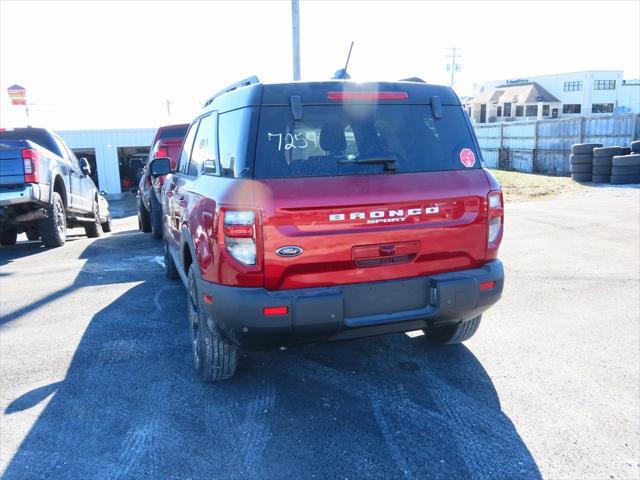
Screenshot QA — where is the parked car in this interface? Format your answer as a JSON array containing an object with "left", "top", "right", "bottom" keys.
[
  {"left": 137, "top": 123, "right": 188, "bottom": 239},
  {"left": 0, "top": 127, "right": 111, "bottom": 247},
  {"left": 150, "top": 77, "right": 504, "bottom": 381}
]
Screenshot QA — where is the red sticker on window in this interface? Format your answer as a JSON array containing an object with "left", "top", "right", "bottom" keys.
[{"left": 460, "top": 148, "right": 476, "bottom": 168}]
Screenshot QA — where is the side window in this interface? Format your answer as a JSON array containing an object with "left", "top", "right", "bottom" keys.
[
  {"left": 178, "top": 122, "right": 199, "bottom": 174},
  {"left": 188, "top": 114, "right": 218, "bottom": 177},
  {"left": 57, "top": 138, "right": 80, "bottom": 166},
  {"left": 218, "top": 107, "right": 257, "bottom": 178}
]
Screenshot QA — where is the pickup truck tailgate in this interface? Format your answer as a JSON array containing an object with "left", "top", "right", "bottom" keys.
[{"left": 0, "top": 143, "right": 24, "bottom": 187}]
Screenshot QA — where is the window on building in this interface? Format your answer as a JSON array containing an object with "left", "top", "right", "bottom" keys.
[
  {"left": 503, "top": 102, "right": 511, "bottom": 117},
  {"left": 562, "top": 104, "right": 581, "bottom": 114},
  {"left": 593, "top": 80, "right": 616, "bottom": 90},
  {"left": 564, "top": 81, "right": 583, "bottom": 92},
  {"left": 525, "top": 105, "right": 538, "bottom": 117},
  {"left": 543, "top": 105, "right": 550, "bottom": 116},
  {"left": 591, "top": 103, "right": 614, "bottom": 113},
  {"left": 515, "top": 105, "right": 524, "bottom": 117},
  {"left": 496, "top": 106, "right": 502, "bottom": 117}
]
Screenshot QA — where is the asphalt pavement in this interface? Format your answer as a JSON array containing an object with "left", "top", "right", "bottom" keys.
[{"left": 0, "top": 187, "right": 638, "bottom": 480}]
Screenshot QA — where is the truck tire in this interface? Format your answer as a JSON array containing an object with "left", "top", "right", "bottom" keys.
[
  {"left": 187, "top": 265, "right": 238, "bottom": 381},
  {"left": 612, "top": 154, "right": 640, "bottom": 167},
  {"left": 150, "top": 192, "right": 163, "bottom": 240},
  {"left": 569, "top": 153, "right": 593, "bottom": 164},
  {"left": 571, "top": 173, "right": 592, "bottom": 183},
  {"left": 137, "top": 196, "right": 151, "bottom": 233},
  {"left": 164, "top": 238, "right": 179, "bottom": 280},
  {"left": 101, "top": 215, "right": 112, "bottom": 233},
  {"left": 84, "top": 201, "right": 103, "bottom": 238},
  {"left": 26, "top": 230, "right": 40, "bottom": 241},
  {"left": 423, "top": 315, "right": 482, "bottom": 344},
  {"left": 620, "top": 147, "right": 631, "bottom": 156},
  {"left": 571, "top": 143, "right": 601, "bottom": 155},
  {"left": 591, "top": 175, "right": 610, "bottom": 183},
  {"left": 592, "top": 156, "right": 613, "bottom": 167},
  {"left": 38, "top": 192, "right": 66, "bottom": 248},
  {"left": 611, "top": 165, "right": 640, "bottom": 176},
  {"left": 0, "top": 228, "right": 17, "bottom": 246},
  {"left": 593, "top": 146, "right": 622, "bottom": 157},
  {"left": 631, "top": 141, "right": 640, "bottom": 154},
  {"left": 592, "top": 166, "right": 611, "bottom": 175},
  {"left": 610, "top": 175, "right": 640, "bottom": 185},
  {"left": 570, "top": 164, "right": 592, "bottom": 174}
]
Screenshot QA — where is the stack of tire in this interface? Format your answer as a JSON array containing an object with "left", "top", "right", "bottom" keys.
[
  {"left": 570, "top": 143, "right": 601, "bottom": 182},
  {"left": 591, "top": 146, "right": 626, "bottom": 183},
  {"left": 611, "top": 141, "right": 640, "bottom": 184}
]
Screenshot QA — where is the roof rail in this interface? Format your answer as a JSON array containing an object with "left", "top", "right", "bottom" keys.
[
  {"left": 203, "top": 75, "right": 260, "bottom": 107},
  {"left": 399, "top": 77, "right": 426, "bottom": 83}
]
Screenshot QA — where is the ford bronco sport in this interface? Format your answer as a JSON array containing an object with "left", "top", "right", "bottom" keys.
[{"left": 149, "top": 77, "right": 504, "bottom": 382}]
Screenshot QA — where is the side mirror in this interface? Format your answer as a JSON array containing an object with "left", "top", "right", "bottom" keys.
[
  {"left": 149, "top": 157, "right": 172, "bottom": 178},
  {"left": 79, "top": 157, "right": 91, "bottom": 177},
  {"left": 100, "top": 190, "right": 108, "bottom": 196}
]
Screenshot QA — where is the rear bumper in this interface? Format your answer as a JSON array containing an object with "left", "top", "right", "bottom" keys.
[
  {"left": 197, "top": 260, "right": 504, "bottom": 350},
  {"left": 0, "top": 184, "right": 41, "bottom": 206}
]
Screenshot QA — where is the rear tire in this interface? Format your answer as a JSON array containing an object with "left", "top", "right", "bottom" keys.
[
  {"left": 423, "top": 315, "right": 482, "bottom": 344},
  {"left": 187, "top": 265, "right": 238, "bottom": 382},
  {"left": 571, "top": 173, "right": 592, "bottom": 183},
  {"left": 38, "top": 192, "right": 66, "bottom": 248},
  {"left": 84, "top": 201, "right": 103, "bottom": 238},
  {"left": 164, "top": 238, "right": 179, "bottom": 280},
  {"left": 137, "top": 196, "right": 151, "bottom": 233},
  {"left": 150, "top": 192, "right": 163, "bottom": 240},
  {"left": 0, "top": 228, "right": 17, "bottom": 246}
]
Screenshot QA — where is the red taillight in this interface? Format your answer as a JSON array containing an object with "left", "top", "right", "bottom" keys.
[
  {"left": 327, "top": 91, "right": 409, "bottom": 101},
  {"left": 263, "top": 306, "right": 288, "bottom": 316},
  {"left": 480, "top": 281, "right": 496, "bottom": 291},
  {"left": 203, "top": 294, "right": 213, "bottom": 305},
  {"left": 22, "top": 148, "right": 40, "bottom": 183},
  {"left": 224, "top": 225, "right": 254, "bottom": 238},
  {"left": 155, "top": 146, "right": 169, "bottom": 158}
]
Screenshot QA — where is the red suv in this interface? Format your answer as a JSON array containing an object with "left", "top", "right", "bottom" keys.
[
  {"left": 137, "top": 123, "right": 188, "bottom": 238},
  {"left": 149, "top": 78, "right": 504, "bottom": 381}
]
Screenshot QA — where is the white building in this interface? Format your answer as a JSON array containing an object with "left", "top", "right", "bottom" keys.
[
  {"left": 57, "top": 128, "right": 155, "bottom": 195},
  {"left": 467, "top": 70, "right": 640, "bottom": 123}
]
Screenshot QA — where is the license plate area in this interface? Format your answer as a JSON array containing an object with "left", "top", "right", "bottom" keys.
[{"left": 343, "top": 277, "right": 429, "bottom": 318}]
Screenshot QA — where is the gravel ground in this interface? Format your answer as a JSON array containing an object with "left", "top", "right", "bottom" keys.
[{"left": 0, "top": 187, "right": 638, "bottom": 479}]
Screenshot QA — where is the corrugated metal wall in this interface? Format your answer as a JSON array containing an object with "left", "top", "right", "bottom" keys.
[
  {"left": 57, "top": 128, "right": 156, "bottom": 194},
  {"left": 474, "top": 114, "right": 640, "bottom": 175}
]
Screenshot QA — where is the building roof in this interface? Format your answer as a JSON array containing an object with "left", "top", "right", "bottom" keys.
[{"left": 469, "top": 81, "right": 560, "bottom": 105}]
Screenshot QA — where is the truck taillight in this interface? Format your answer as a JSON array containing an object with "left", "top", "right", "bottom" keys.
[
  {"left": 22, "top": 148, "right": 40, "bottom": 183},
  {"left": 487, "top": 190, "right": 504, "bottom": 245},
  {"left": 223, "top": 210, "right": 257, "bottom": 265}
]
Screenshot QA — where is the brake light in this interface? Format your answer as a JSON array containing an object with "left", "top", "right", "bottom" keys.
[
  {"left": 223, "top": 210, "right": 257, "bottom": 265},
  {"left": 487, "top": 190, "right": 504, "bottom": 245},
  {"left": 155, "top": 146, "right": 169, "bottom": 158},
  {"left": 263, "top": 306, "right": 288, "bottom": 316},
  {"left": 480, "top": 281, "right": 496, "bottom": 291},
  {"left": 327, "top": 91, "right": 408, "bottom": 101},
  {"left": 22, "top": 148, "right": 40, "bottom": 183}
]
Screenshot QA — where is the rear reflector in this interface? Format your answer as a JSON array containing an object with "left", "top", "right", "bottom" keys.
[
  {"left": 327, "top": 91, "right": 408, "bottom": 101},
  {"left": 203, "top": 294, "right": 213, "bottom": 305},
  {"left": 263, "top": 306, "right": 288, "bottom": 316},
  {"left": 480, "top": 281, "right": 496, "bottom": 291},
  {"left": 224, "top": 225, "right": 254, "bottom": 238}
]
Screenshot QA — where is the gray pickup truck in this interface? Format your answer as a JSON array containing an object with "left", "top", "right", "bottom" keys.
[{"left": 0, "top": 127, "right": 111, "bottom": 247}]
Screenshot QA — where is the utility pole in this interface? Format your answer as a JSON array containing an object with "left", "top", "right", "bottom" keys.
[
  {"left": 166, "top": 99, "right": 172, "bottom": 116},
  {"left": 445, "top": 47, "right": 461, "bottom": 88},
  {"left": 291, "top": 0, "right": 301, "bottom": 81}
]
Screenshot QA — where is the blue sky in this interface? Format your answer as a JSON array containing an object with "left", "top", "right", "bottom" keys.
[{"left": 1, "top": 0, "right": 638, "bottom": 129}]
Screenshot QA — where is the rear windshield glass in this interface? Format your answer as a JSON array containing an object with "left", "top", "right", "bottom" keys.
[
  {"left": 158, "top": 126, "right": 188, "bottom": 139},
  {"left": 0, "top": 129, "right": 57, "bottom": 154},
  {"left": 254, "top": 105, "right": 478, "bottom": 178}
]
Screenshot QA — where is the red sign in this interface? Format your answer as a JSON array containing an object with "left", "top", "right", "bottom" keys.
[
  {"left": 11, "top": 98, "right": 26, "bottom": 105},
  {"left": 459, "top": 148, "right": 476, "bottom": 168}
]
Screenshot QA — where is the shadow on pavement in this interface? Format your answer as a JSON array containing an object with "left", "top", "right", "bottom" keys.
[{"left": 2, "top": 231, "right": 541, "bottom": 479}]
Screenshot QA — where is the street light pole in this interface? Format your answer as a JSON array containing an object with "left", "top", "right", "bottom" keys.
[{"left": 291, "top": 0, "right": 301, "bottom": 81}]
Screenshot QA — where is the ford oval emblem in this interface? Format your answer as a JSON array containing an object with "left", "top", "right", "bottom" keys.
[{"left": 276, "top": 246, "right": 303, "bottom": 257}]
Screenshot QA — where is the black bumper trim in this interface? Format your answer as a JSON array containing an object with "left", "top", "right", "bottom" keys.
[{"left": 196, "top": 260, "right": 504, "bottom": 350}]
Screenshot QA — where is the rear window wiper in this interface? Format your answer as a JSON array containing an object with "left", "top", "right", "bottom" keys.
[{"left": 339, "top": 156, "right": 398, "bottom": 171}]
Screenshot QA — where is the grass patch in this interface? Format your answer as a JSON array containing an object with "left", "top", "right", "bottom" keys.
[{"left": 489, "top": 169, "right": 581, "bottom": 202}]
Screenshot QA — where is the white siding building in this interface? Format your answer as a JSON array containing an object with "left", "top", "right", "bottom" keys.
[
  {"left": 468, "top": 70, "right": 640, "bottom": 123},
  {"left": 57, "top": 128, "right": 156, "bottom": 195}
]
